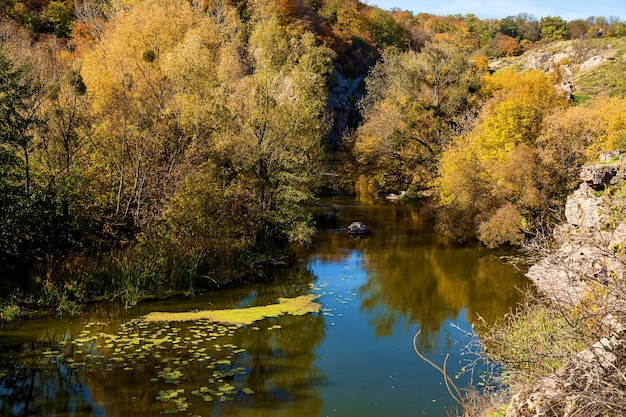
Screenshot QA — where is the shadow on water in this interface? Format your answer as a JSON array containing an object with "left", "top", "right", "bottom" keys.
[{"left": 0, "top": 196, "right": 529, "bottom": 417}]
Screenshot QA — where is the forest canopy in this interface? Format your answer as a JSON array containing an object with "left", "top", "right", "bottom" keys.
[{"left": 1, "top": 0, "right": 626, "bottom": 305}]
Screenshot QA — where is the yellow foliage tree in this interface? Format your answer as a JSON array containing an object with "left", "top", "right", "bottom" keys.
[
  {"left": 81, "top": 0, "right": 198, "bottom": 230},
  {"left": 583, "top": 97, "right": 626, "bottom": 158},
  {"left": 437, "top": 69, "right": 569, "bottom": 246}
]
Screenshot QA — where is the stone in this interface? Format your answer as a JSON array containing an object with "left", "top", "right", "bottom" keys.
[
  {"left": 347, "top": 222, "right": 370, "bottom": 235},
  {"left": 580, "top": 55, "right": 606, "bottom": 71},
  {"left": 579, "top": 164, "right": 618, "bottom": 189},
  {"left": 599, "top": 150, "right": 623, "bottom": 163}
]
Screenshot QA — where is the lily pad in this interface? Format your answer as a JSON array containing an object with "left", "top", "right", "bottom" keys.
[{"left": 217, "top": 383, "right": 236, "bottom": 392}]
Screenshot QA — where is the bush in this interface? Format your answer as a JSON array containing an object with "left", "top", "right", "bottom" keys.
[
  {"left": 477, "top": 203, "right": 525, "bottom": 248},
  {"left": 0, "top": 303, "right": 21, "bottom": 322}
]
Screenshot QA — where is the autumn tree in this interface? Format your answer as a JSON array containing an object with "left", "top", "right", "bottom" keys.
[
  {"left": 81, "top": 0, "right": 196, "bottom": 235},
  {"left": 218, "top": 11, "right": 334, "bottom": 245},
  {"left": 352, "top": 40, "right": 484, "bottom": 194},
  {"left": 436, "top": 69, "right": 569, "bottom": 246}
]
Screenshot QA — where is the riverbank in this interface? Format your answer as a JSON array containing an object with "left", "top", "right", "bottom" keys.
[{"left": 486, "top": 153, "right": 626, "bottom": 417}]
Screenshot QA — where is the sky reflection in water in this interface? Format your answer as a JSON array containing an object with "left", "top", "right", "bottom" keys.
[{"left": 0, "top": 198, "right": 529, "bottom": 417}]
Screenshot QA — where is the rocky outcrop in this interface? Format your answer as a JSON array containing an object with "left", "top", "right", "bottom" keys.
[
  {"left": 526, "top": 153, "right": 626, "bottom": 304},
  {"left": 507, "top": 322, "right": 626, "bottom": 417},
  {"left": 508, "top": 153, "right": 626, "bottom": 417},
  {"left": 327, "top": 70, "right": 364, "bottom": 150},
  {"left": 492, "top": 42, "right": 620, "bottom": 99}
]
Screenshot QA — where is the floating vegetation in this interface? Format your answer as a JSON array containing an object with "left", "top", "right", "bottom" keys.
[
  {"left": 39, "top": 305, "right": 266, "bottom": 415},
  {"left": 162, "top": 391, "right": 190, "bottom": 414},
  {"left": 141, "top": 294, "right": 321, "bottom": 324}
]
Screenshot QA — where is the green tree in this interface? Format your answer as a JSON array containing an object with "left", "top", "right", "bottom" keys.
[
  {"left": 222, "top": 19, "right": 334, "bottom": 245},
  {"left": 0, "top": 47, "right": 39, "bottom": 195},
  {"left": 540, "top": 15, "right": 568, "bottom": 41},
  {"left": 43, "top": 0, "right": 74, "bottom": 38},
  {"left": 0, "top": 48, "right": 77, "bottom": 288},
  {"left": 353, "top": 40, "right": 484, "bottom": 193},
  {"left": 368, "top": 8, "right": 409, "bottom": 49},
  {"left": 499, "top": 16, "right": 518, "bottom": 38}
]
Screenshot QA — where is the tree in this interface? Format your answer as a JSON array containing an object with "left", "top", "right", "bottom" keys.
[
  {"left": 36, "top": 64, "right": 91, "bottom": 225},
  {"left": 0, "top": 47, "right": 40, "bottom": 196},
  {"left": 540, "top": 15, "right": 568, "bottom": 41},
  {"left": 499, "top": 16, "right": 518, "bottom": 38},
  {"left": 436, "top": 69, "right": 569, "bottom": 246},
  {"left": 353, "top": 40, "right": 484, "bottom": 193},
  {"left": 494, "top": 34, "right": 521, "bottom": 57},
  {"left": 220, "top": 18, "right": 334, "bottom": 245},
  {"left": 0, "top": 48, "right": 77, "bottom": 285},
  {"left": 43, "top": 0, "right": 74, "bottom": 38},
  {"left": 367, "top": 8, "right": 409, "bottom": 49},
  {"left": 81, "top": 0, "right": 196, "bottom": 233},
  {"left": 567, "top": 19, "right": 589, "bottom": 39}
]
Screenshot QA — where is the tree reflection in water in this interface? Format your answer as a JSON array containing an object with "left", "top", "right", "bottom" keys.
[
  {"left": 0, "top": 267, "right": 327, "bottom": 417},
  {"left": 0, "top": 197, "right": 528, "bottom": 417}
]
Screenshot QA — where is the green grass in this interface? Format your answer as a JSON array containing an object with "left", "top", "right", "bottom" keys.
[{"left": 574, "top": 59, "right": 626, "bottom": 99}]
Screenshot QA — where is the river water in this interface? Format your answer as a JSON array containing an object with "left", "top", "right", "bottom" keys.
[{"left": 0, "top": 196, "right": 528, "bottom": 417}]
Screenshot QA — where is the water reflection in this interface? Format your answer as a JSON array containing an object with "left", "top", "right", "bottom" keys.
[
  {"left": 0, "top": 266, "right": 327, "bottom": 417},
  {"left": 0, "top": 197, "right": 528, "bottom": 417},
  {"left": 308, "top": 197, "right": 528, "bottom": 349}
]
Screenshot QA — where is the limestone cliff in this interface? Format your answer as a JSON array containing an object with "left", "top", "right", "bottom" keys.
[
  {"left": 526, "top": 151, "right": 626, "bottom": 305},
  {"left": 506, "top": 152, "right": 626, "bottom": 417}
]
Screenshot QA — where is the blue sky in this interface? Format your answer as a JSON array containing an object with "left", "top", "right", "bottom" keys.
[{"left": 368, "top": 0, "right": 626, "bottom": 21}]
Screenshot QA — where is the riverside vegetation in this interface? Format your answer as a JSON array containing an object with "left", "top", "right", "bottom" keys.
[{"left": 1, "top": 1, "right": 626, "bottom": 416}]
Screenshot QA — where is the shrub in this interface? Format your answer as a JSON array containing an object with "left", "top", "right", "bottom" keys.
[
  {"left": 0, "top": 303, "right": 21, "bottom": 322},
  {"left": 477, "top": 203, "right": 525, "bottom": 248}
]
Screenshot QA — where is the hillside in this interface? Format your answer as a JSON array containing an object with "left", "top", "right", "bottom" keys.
[{"left": 489, "top": 37, "right": 626, "bottom": 100}]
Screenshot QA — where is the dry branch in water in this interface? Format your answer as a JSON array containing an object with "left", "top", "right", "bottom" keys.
[{"left": 413, "top": 329, "right": 464, "bottom": 407}]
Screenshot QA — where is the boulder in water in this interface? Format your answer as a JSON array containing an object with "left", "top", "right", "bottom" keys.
[{"left": 347, "top": 222, "right": 370, "bottom": 235}]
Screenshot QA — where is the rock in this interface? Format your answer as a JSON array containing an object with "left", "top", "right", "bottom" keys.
[
  {"left": 579, "top": 164, "right": 618, "bottom": 190},
  {"left": 506, "top": 328, "right": 626, "bottom": 417},
  {"left": 252, "top": 258, "right": 288, "bottom": 268},
  {"left": 347, "top": 222, "right": 370, "bottom": 235},
  {"left": 488, "top": 60, "right": 504, "bottom": 72},
  {"left": 517, "top": 156, "right": 626, "bottom": 415},
  {"left": 327, "top": 70, "right": 364, "bottom": 150},
  {"left": 525, "top": 51, "right": 552, "bottom": 71},
  {"left": 564, "top": 182, "right": 609, "bottom": 228},
  {"left": 580, "top": 55, "right": 606, "bottom": 71},
  {"left": 559, "top": 80, "right": 573, "bottom": 98},
  {"left": 599, "top": 150, "right": 623, "bottom": 163}
]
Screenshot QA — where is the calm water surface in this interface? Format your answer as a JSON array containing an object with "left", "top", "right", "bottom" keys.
[{"left": 0, "top": 197, "right": 529, "bottom": 417}]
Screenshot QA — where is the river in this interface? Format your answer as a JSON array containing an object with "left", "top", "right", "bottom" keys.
[{"left": 0, "top": 196, "right": 529, "bottom": 417}]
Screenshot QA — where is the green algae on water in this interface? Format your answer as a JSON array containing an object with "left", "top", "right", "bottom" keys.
[{"left": 141, "top": 294, "right": 321, "bottom": 324}]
